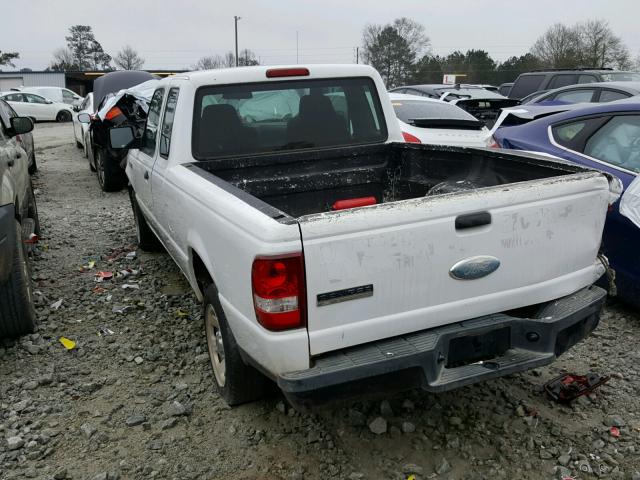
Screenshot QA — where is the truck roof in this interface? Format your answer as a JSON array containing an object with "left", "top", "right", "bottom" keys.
[{"left": 174, "top": 64, "right": 380, "bottom": 88}]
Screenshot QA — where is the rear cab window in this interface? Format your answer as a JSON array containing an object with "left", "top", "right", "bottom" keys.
[
  {"left": 192, "top": 77, "right": 387, "bottom": 159},
  {"left": 510, "top": 75, "right": 545, "bottom": 98}
]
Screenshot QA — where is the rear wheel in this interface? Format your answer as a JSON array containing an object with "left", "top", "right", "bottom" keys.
[
  {"left": 129, "top": 189, "right": 161, "bottom": 251},
  {"left": 203, "top": 283, "right": 270, "bottom": 405},
  {"left": 0, "top": 219, "right": 37, "bottom": 338},
  {"left": 95, "top": 148, "right": 124, "bottom": 192},
  {"left": 56, "top": 111, "right": 72, "bottom": 123}
]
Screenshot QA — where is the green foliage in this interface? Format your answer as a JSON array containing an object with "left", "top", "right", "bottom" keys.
[
  {"left": 0, "top": 51, "right": 19, "bottom": 68},
  {"left": 63, "top": 25, "right": 112, "bottom": 70}
]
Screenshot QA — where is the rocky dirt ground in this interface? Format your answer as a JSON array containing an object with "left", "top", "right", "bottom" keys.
[{"left": 1, "top": 123, "right": 639, "bottom": 480}]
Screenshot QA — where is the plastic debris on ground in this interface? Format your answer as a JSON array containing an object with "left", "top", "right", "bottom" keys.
[
  {"left": 610, "top": 426, "right": 621, "bottom": 438},
  {"left": 50, "top": 299, "right": 63, "bottom": 310},
  {"left": 544, "top": 372, "right": 610, "bottom": 404},
  {"left": 112, "top": 305, "right": 133, "bottom": 314},
  {"left": 59, "top": 337, "right": 76, "bottom": 350},
  {"left": 79, "top": 260, "right": 96, "bottom": 272},
  {"left": 23, "top": 233, "right": 39, "bottom": 244},
  {"left": 97, "top": 326, "right": 115, "bottom": 337},
  {"left": 175, "top": 309, "right": 189, "bottom": 318},
  {"left": 121, "top": 283, "right": 140, "bottom": 290},
  {"left": 92, "top": 286, "right": 106, "bottom": 294},
  {"left": 95, "top": 271, "right": 113, "bottom": 282}
]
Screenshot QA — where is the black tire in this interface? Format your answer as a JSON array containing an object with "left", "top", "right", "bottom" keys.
[
  {"left": 95, "top": 148, "right": 125, "bottom": 192},
  {"left": 0, "top": 219, "right": 37, "bottom": 338},
  {"left": 129, "top": 189, "right": 161, "bottom": 251},
  {"left": 27, "top": 181, "right": 40, "bottom": 236},
  {"left": 56, "top": 110, "right": 72, "bottom": 123},
  {"left": 203, "top": 283, "right": 270, "bottom": 405},
  {"left": 27, "top": 152, "right": 37, "bottom": 175}
]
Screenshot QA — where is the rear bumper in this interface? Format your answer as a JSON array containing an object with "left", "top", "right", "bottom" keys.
[{"left": 278, "top": 285, "right": 606, "bottom": 406}]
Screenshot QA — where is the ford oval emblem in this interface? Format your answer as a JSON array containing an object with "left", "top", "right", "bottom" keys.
[{"left": 449, "top": 255, "right": 500, "bottom": 280}]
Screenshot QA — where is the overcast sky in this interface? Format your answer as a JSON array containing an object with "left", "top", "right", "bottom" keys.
[{"left": 3, "top": 0, "right": 639, "bottom": 70}]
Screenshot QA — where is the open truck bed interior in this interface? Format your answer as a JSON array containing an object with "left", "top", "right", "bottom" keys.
[{"left": 190, "top": 143, "right": 592, "bottom": 219}]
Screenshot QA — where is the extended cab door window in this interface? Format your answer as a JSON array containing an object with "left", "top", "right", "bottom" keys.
[
  {"left": 141, "top": 89, "right": 165, "bottom": 157},
  {"left": 159, "top": 88, "right": 179, "bottom": 158}
]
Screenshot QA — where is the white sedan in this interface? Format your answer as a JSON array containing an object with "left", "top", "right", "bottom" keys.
[
  {"left": 0, "top": 91, "right": 74, "bottom": 122},
  {"left": 389, "top": 93, "right": 491, "bottom": 147},
  {"left": 73, "top": 92, "right": 93, "bottom": 155}
]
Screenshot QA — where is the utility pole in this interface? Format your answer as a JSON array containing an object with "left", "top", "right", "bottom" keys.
[
  {"left": 234, "top": 15, "right": 241, "bottom": 67},
  {"left": 296, "top": 31, "right": 299, "bottom": 64},
  {"left": 356, "top": 47, "right": 359, "bottom": 64}
]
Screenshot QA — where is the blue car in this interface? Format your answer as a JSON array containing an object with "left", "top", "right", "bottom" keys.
[{"left": 493, "top": 100, "right": 640, "bottom": 307}]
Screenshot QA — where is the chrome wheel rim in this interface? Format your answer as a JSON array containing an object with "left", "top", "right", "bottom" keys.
[{"left": 205, "top": 304, "right": 226, "bottom": 386}]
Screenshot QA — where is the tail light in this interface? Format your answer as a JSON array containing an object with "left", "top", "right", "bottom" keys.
[
  {"left": 251, "top": 253, "right": 306, "bottom": 331},
  {"left": 105, "top": 106, "right": 124, "bottom": 122},
  {"left": 266, "top": 68, "right": 310, "bottom": 78},
  {"left": 402, "top": 131, "right": 421, "bottom": 144}
]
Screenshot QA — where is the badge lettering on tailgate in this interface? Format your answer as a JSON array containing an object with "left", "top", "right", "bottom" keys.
[
  {"left": 317, "top": 284, "right": 373, "bottom": 307},
  {"left": 449, "top": 256, "right": 500, "bottom": 280}
]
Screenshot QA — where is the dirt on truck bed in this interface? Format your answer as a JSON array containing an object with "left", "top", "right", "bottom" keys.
[{"left": 1, "top": 123, "right": 639, "bottom": 480}]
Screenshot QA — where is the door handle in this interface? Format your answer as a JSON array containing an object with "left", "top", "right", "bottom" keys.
[
  {"left": 144, "top": 171, "right": 149, "bottom": 180},
  {"left": 455, "top": 211, "right": 491, "bottom": 230}
]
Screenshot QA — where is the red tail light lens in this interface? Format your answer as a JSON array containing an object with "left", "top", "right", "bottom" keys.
[
  {"left": 487, "top": 136, "right": 500, "bottom": 148},
  {"left": 251, "top": 253, "right": 306, "bottom": 331},
  {"left": 266, "top": 68, "right": 310, "bottom": 78},
  {"left": 402, "top": 131, "right": 421, "bottom": 144},
  {"left": 105, "top": 106, "right": 124, "bottom": 121},
  {"left": 332, "top": 196, "right": 377, "bottom": 210}
]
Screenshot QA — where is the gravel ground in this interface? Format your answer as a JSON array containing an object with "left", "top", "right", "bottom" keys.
[{"left": 1, "top": 122, "right": 639, "bottom": 480}]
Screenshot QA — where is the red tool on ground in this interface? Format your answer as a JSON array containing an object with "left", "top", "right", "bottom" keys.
[{"left": 544, "top": 372, "right": 610, "bottom": 404}]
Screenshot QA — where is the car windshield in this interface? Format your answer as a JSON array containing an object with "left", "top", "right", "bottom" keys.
[
  {"left": 193, "top": 77, "right": 387, "bottom": 159},
  {"left": 601, "top": 72, "right": 640, "bottom": 82},
  {"left": 391, "top": 99, "right": 476, "bottom": 123}
]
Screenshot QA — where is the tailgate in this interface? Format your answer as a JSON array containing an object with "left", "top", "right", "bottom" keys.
[{"left": 299, "top": 173, "right": 610, "bottom": 355}]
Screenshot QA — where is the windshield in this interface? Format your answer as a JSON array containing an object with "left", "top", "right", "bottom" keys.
[
  {"left": 391, "top": 99, "right": 476, "bottom": 123},
  {"left": 601, "top": 72, "right": 640, "bottom": 82},
  {"left": 192, "top": 77, "right": 387, "bottom": 159}
]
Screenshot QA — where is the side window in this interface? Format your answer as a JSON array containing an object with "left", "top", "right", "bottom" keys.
[
  {"left": 584, "top": 115, "right": 640, "bottom": 172},
  {"left": 553, "top": 121, "right": 589, "bottom": 147},
  {"left": 548, "top": 74, "right": 578, "bottom": 89},
  {"left": 5, "top": 93, "right": 24, "bottom": 102},
  {"left": 552, "top": 89, "right": 595, "bottom": 103},
  {"left": 578, "top": 75, "right": 597, "bottom": 84},
  {"left": 159, "top": 88, "right": 179, "bottom": 158},
  {"left": 0, "top": 101, "right": 12, "bottom": 130},
  {"left": 510, "top": 75, "right": 545, "bottom": 98},
  {"left": 25, "top": 94, "right": 47, "bottom": 104},
  {"left": 599, "top": 90, "right": 631, "bottom": 102},
  {"left": 141, "top": 88, "right": 165, "bottom": 157},
  {"left": 62, "top": 90, "right": 75, "bottom": 103}
]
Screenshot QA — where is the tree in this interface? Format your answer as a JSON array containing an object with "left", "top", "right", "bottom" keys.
[
  {"left": 49, "top": 47, "right": 77, "bottom": 71},
  {"left": 530, "top": 23, "right": 581, "bottom": 68},
  {"left": 114, "top": 45, "right": 145, "bottom": 70},
  {"left": 495, "top": 53, "right": 542, "bottom": 84},
  {"left": 392, "top": 17, "right": 430, "bottom": 58},
  {"left": 193, "top": 50, "right": 259, "bottom": 70},
  {"left": 576, "top": 19, "right": 631, "bottom": 69},
  {"left": 0, "top": 51, "right": 19, "bottom": 68},
  {"left": 65, "top": 25, "right": 111, "bottom": 70},
  {"left": 412, "top": 55, "right": 444, "bottom": 84},
  {"left": 365, "top": 26, "right": 415, "bottom": 87}
]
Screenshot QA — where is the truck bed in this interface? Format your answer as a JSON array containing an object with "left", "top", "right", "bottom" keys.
[{"left": 192, "top": 143, "right": 589, "bottom": 219}]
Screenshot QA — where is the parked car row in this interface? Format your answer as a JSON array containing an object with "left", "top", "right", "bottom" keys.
[{"left": 0, "top": 91, "right": 74, "bottom": 123}]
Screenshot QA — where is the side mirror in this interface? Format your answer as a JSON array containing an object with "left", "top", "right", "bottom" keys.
[
  {"left": 109, "top": 126, "right": 139, "bottom": 149},
  {"left": 45, "top": 99, "right": 53, "bottom": 104},
  {"left": 72, "top": 105, "right": 80, "bottom": 112},
  {"left": 77, "top": 113, "right": 91, "bottom": 124},
  {"left": 9, "top": 117, "right": 34, "bottom": 136}
]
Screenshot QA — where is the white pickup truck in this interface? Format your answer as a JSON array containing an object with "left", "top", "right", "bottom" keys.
[{"left": 108, "top": 64, "right": 620, "bottom": 407}]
